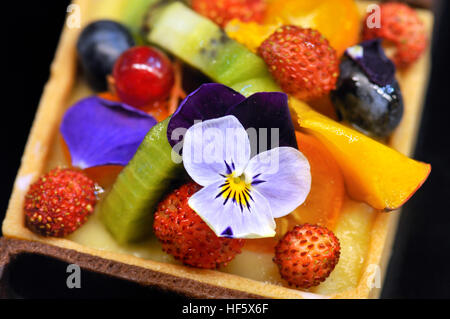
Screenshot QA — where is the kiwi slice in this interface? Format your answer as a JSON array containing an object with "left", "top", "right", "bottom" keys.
[
  {"left": 100, "top": 118, "right": 183, "bottom": 243},
  {"left": 145, "top": 2, "right": 280, "bottom": 95},
  {"left": 120, "top": 0, "right": 160, "bottom": 42}
]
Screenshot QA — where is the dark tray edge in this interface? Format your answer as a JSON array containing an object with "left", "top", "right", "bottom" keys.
[{"left": 0, "top": 237, "right": 264, "bottom": 299}]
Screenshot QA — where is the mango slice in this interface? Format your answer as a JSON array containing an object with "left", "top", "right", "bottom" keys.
[
  {"left": 293, "top": 131, "right": 345, "bottom": 229},
  {"left": 291, "top": 99, "right": 431, "bottom": 211}
]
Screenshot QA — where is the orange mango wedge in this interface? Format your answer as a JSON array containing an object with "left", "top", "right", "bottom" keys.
[
  {"left": 291, "top": 99, "right": 431, "bottom": 211},
  {"left": 292, "top": 131, "right": 344, "bottom": 228}
]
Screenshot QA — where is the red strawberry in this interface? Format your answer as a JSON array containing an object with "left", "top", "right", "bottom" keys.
[
  {"left": 363, "top": 2, "right": 427, "bottom": 68},
  {"left": 153, "top": 182, "right": 245, "bottom": 269},
  {"left": 273, "top": 224, "right": 340, "bottom": 288},
  {"left": 258, "top": 26, "right": 339, "bottom": 101},
  {"left": 192, "top": 0, "right": 267, "bottom": 28},
  {"left": 24, "top": 168, "right": 97, "bottom": 237}
]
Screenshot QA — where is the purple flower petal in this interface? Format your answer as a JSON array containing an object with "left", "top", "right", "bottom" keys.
[
  {"left": 167, "top": 83, "right": 297, "bottom": 153},
  {"left": 167, "top": 83, "right": 245, "bottom": 148},
  {"left": 221, "top": 227, "right": 233, "bottom": 237},
  {"left": 226, "top": 92, "right": 297, "bottom": 153},
  {"left": 60, "top": 96, "right": 157, "bottom": 169},
  {"left": 345, "top": 39, "right": 396, "bottom": 87},
  {"left": 244, "top": 147, "right": 311, "bottom": 218}
]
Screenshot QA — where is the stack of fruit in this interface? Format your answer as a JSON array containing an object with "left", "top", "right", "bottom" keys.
[{"left": 22, "top": 0, "right": 431, "bottom": 291}]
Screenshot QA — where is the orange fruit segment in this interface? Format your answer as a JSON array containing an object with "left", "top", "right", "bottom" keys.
[
  {"left": 291, "top": 98, "right": 431, "bottom": 210},
  {"left": 292, "top": 131, "right": 345, "bottom": 229},
  {"left": 225, "top": 20, "right": 276, "bottom": 53},
  {"left": 245, "top": 130, "right": 345, "bottom": 253}
]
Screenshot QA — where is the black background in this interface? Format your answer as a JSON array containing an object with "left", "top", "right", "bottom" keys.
[{"left": 2, "top": 1, "right": 450, "bottom": 298}]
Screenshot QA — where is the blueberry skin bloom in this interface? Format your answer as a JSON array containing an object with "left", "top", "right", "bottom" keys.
[
  {"left": 332, "top": 57, "right": 404, "bottom": 138},
  {"left": 77, "top": 20, "right": 135, "bottom": 91}
]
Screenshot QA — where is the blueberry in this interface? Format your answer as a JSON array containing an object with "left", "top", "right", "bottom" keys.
[
  {"left": 77, "top": 20, "right": 135, "bottom": 91},
  {"left": 331, "top": 57, "right": 403, "bottom": 138}
]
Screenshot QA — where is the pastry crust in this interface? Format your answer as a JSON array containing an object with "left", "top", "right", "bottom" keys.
[{"left": 1, "top": 0, "right": 433, "bottom": 298}]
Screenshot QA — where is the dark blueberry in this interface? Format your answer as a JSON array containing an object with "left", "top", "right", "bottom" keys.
[
  {"left": 77, "top": 20, "right": 135, "bottom": 91},
  {"left": 331, "top": 57, "right": 403, "bottom": 138}
]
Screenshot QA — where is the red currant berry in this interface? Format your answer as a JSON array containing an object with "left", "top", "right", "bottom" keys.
[{"left": 113, "top": 46, "right": 174, "bottom": 108}]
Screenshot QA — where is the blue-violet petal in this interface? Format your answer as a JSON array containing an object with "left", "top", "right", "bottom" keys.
[{"left": 60, "top": 96, "right": 157, "bottom": 169}]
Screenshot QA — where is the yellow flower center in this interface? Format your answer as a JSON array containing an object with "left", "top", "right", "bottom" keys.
[{"left": 220, "top": 173, "right": 252, "bottom": 211}]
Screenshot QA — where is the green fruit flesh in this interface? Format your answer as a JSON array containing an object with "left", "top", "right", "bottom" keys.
[
  {"left": 90, "top": 0, "right": 159, "bottom": 43},
  {"left": 120, "top": 0, "right": 159, "bottom": 42},
  {"left": 100, "top": 118, "right": 183, "bottom": 243},
  {"left": 146, "top": 2, "right": 280, "bottom": 94}
]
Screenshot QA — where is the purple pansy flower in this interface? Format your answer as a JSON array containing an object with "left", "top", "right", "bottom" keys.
[
  {"left": 167, "top": 83, "right": 298, "bottom": 155},
  {"left": 346, "top": 39, "right": 396, "bottom": 86},
  {"left": 183, "top": 116, "right": 311, "bottom": 239},
  {"left": 60, "top": 96, "right": 156, "bottom": 169}
]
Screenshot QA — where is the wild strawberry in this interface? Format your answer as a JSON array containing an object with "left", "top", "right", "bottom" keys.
[
  {"left": 192, "top": 0, "right": 267, "bottom": 28},
  {"left": 153, "top": 182, "right": 245, "bottom": 269},
  {"left": 273, "top": 224, "right": 340, "bottom": 288},
  {"left": 24, "top": 168, "right": 97, "bottom": 237},
  {"left": 363, "top": 2, "right": 427, "bottom": 68},
  {"left": 258, "top": 26, "right": 339, "bottom": 101}
]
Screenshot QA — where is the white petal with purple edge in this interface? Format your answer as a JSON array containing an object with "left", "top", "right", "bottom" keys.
[
  {"left": 244, "top": 147, "right": 311, "bottom": 218},
  {"left": 183, "top": 116, "right": 251, "bottom": 186},
  {"left": 188, "top": 180, "right": 276, "bottom": 238}
]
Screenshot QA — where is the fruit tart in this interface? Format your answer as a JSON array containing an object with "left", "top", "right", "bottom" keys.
[{"left": 1, "top": 0, "right": 433, "bottom": 298}]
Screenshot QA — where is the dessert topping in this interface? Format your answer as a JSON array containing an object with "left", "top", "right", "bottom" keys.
[
  {"left": 226, "top": 0, "right": 361, "bottom": 56},
  {"left": 167, "top": 83, "right": 298, "bottom": 153},
  {"left": 113, "top": 46, "right": 174, "bottom": 108},
  {"left": 287, "top": 132, "right": 344, "bottom": 231},
  {"left": 182, "top": 115, "right": 311, "bottom": 239},
  {"left": 153, "top": 182, "right": 245, "bottom": 269},
  {"left": 192, "top": 0, "right": 267, "bottom": 28},
  {"left": 346, "top": 39, "right": 395, "bottom": 87},
  {"left": 263, "top": 0, "right": 360, "bottom": 56},
  {"left": 77, "top": 20, "right": 135, "bottom": 91},
  {"left": 290, "top": 99, "right": 431, "bottom": 211},
  {"left": 273, "top": 224, "right": 340, "bottom": 288},
  {"left": 331, "top": 40, "right": 403, "bottom": 138},
  {"left": 258, "top": 26, "right": 339, "bottom": 101},
  {"left": 363, "top": 2, "right": 427, "bottom": 68},
  {"left": 24, "top": 168, "right": 98, "bottom": 237},
  {"left": 60, "top": 96, "right": 156, "bottom": 169}
]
